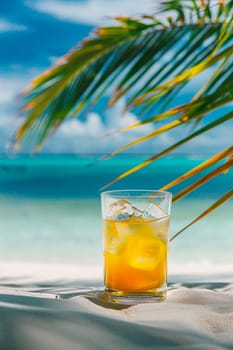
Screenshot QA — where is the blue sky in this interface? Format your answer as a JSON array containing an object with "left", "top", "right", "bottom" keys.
[{"left": 0, "top": 0, "right": 232, "bottom": 155}]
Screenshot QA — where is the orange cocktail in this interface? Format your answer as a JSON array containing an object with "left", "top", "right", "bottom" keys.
[{"left": 103, "top": 216, "right": 169, "bottom": 293}]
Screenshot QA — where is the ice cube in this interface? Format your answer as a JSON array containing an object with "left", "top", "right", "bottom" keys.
[
  {"left": 104, "top": 221, "right": 120, "bottom": 253},
  {"left": 133, "top": 207, "right": 143, "bottom": 218},
  {"left": 143, "top": 203, "right": 168, "bottom": 220},
  {"left": 105, "top": 235, "right": 120, "bottom": 253},
  {"left": 108, "top": 200, "right": 134, "bottom": 221},
  {"left": 129, "top": 239, "right": 163, "bottom": 271}
]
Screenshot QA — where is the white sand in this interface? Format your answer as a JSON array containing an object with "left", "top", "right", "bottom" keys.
[{"left": 0, "top": 278, "right": 233, "bottom": 350}]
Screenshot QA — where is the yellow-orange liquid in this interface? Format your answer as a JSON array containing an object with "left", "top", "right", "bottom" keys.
[{"left": 103, "top": 216, "right": 169, "bottom": 292}]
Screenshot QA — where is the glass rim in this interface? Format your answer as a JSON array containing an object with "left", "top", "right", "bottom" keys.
[{"left": 101, "top": 189, "right": 172, "bottom": 199}]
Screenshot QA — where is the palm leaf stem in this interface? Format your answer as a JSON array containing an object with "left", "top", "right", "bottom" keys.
[
  {"left": 160, "top": 146, "right": 233, "bottom": 191},
  {"left": 101, "top": 113, "right": 233, "bottom": 189},
  {"left": 120, "top": 80, "right": 233, "bottom": 135},
  {"left": 110, "top": 26, "right": 188, "bottom": 105},
  {"left": 128, "top": 24, "right": 221, "bottom": 108},
  {"left": 104, "top": 119, "right": 186, "bottom": 157},
  {"left": 170, "top": 188, "right": 233, "bottom": 242},
  {"left": 183, "top": 53, "right": 231, "bottom": 107},
  {"left": 134, "top": 41, "right": 233, "bottom": 107},
  {"left": 172, "top": 156, "right": 233, "bottom": 201}
]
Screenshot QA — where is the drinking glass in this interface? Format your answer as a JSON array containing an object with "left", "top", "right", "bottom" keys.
[{"left": 101, "top": 190, "right": 172, "bottom": 305}]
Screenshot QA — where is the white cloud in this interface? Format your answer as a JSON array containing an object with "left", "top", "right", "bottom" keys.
[
  {"left": 27, "top": 0, "right": 219, "bottom": 27},
  {"left": 27, "top": 0, "right": 156, "bottom": 26},
  {"left": 0, "top": 71, "right": 41, "bottom": 145},
  {"left": 0, "top": 75, "right": 28, "bottom": 152},
  {"left": 60, "top": 112, "right": 104, "bottom": 136},
  {"left": 0, "top": 77, "right": 24, "bottom": 104},
  {"left": 44, "top": 98, "right": 233, "bottom": 155},
  {"left": 0, "top": 69, "right": 43, "bottom": 106},
  {"left": 44, "top": 98, "right": 155, "bottom": 153},
  {"left": 0, "top": 19, "right": 27, "bottom": 32},
  {"left": 0, "top": 110, "right": 23, "bottom": 154}
]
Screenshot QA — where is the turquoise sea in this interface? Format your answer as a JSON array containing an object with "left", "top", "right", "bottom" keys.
[{"left": 0, "top": 154, "right": 232, "bottom": 279}]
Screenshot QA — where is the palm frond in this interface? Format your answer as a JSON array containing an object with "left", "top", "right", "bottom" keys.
[
  {"left": 170, "top": 189, "right": 233, "bottom": 241},
  {"left": 132, "top": 41, "right": 233, "bottom": 108},
  {"left": 101, "top": 113, "right": 233, "bottom": 188},
  {"left": 160, "top": 146, "right": 233, "bottom": 191},
  {"left": 105, "top": 71, "right": 233, "bottom": 136},
  {"left": 15, "top": 1, "right": 233, "bottom": 149},
  {"left": 173, "top": 156, "right": 233, "bottom": 201},
  {"left": 14, "top": 0, "right": 233, "bottom": 240}
]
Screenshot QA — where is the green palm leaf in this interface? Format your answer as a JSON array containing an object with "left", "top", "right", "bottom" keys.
[
  {"left": 16, "top": 2, "right": 232, "bottom": 149},
  {"left": 161, "top": 146, "right": 233, "bottom": 191},
  {"left": 101, "top": 113, "right": 233, "bottom": 188},
  {"left": 170, "top": 189, "right": 233, "bottom": 242},
  {"left": 173, "top": 156, "right": 233, "bottom": 201},
  {"left": 15, "top": 0, "right": 233, "bottom": 240}
]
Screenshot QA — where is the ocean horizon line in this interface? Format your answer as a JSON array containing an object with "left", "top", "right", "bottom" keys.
[
  {"left": 0, "top": 152, "right": 219, "bottom": 159},
  {"left": 0, "top": 153, "right": 217, "bottom": 166}
]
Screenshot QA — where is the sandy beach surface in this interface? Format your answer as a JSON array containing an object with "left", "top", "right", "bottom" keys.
[{"left": 0, "top": 266, "right": 233, "bottom": 350}]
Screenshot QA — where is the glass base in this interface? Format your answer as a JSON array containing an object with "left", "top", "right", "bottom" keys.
[{"left": 103, "top": 288, "right": 167, "bottom": 305}]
